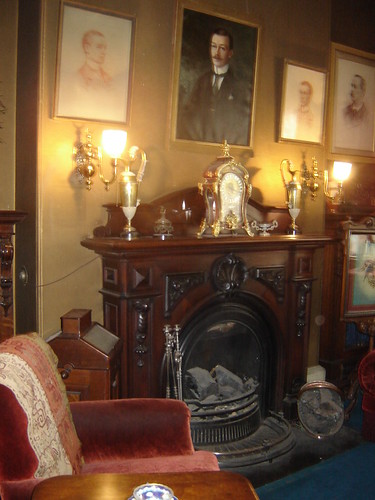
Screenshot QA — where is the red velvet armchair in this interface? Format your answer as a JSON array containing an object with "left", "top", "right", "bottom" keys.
[
  {"left": 358, "top": 349, "right": 375, "bottom": 442},
  {"left": 0, "top": 334, "right": 219, "bottom": 500}
]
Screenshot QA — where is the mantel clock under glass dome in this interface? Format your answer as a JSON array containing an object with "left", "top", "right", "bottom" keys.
[{"left": 197, "top": 141, "right": 253, "bottom": 238}]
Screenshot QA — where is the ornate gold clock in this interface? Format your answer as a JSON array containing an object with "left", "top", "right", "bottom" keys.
[{"left": 197, "top": 142, "right": 253, "bottom": 237}]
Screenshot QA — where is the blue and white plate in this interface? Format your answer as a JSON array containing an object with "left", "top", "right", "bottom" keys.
[
  {"left": 129, "top": 482, "right": 177, "bottom": 500},
  {"left": 128, "top": 497, "right": 178, "bottom": 500}
]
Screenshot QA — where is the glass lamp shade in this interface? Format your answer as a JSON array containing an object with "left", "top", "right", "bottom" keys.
[
  {"left": 333, "top": 161, "right": 352, "bottom": 183},
  {"left": 102, "top": 130, "right": 127, "bottom": 159}
]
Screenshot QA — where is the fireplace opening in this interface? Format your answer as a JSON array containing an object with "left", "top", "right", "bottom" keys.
[
  {"left": 163, "top": 293, "right": 295, "bottom": 468},
  {"left": 182, "top": 295, "right": 277, "bottom": 412}
]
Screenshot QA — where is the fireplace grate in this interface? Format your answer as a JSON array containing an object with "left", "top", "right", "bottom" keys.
[
  {"left": 195, "top": 412, "right": 296, "bottom": 469},
  {"left": 187, "top": 392, "right": 260, "bottom": 446}
]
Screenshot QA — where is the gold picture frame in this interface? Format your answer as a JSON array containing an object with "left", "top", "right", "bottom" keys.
[
  {"left": 341, "top": 218, "right": 375, "bottom": 319},
  {"left": 329, "top": 43, "right": 375, "bottom": 160},
  {"left": 279, "top": 60, "right": 327, "bottom": 145},
  {"left": 169, "top": 0, "right": 259, "bottom": 152},
  {"left": 54, "top": 1, "right": 135, "bottom": 125}
]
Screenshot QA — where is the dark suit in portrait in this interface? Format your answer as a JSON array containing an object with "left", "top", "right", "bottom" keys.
[
  {"left": 343, "top": 102, "right": 368, "bottom": 126},
  {"left": 178, "top": 68, "right": 250, "bottom": 145}
]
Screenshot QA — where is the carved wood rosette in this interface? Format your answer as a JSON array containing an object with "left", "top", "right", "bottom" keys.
[
  {"left": 211, "top": 253, "right": 248, "bottom": 294},
  {"left": 211, "top": 253, "right": 286, "bottom": 302}
]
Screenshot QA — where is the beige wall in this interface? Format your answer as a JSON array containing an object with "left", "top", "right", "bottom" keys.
[
  {"left": 3, "top": 0, "right": 331, "bottom": 365},
  {"left": 0, "top": 0, "right": 18, "bottom": 209}
]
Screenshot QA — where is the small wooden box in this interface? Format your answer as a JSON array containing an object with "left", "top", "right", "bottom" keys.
[
  {"left": 60, "top": 309, "right": 92, "bottom": 338},
  {"left": 49, "top": 309, "right": 122, "bottom": 401}
]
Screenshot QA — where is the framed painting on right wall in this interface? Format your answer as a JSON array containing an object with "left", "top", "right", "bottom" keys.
[
  {"left": 330, "top": 43, "right": 375, "bottom": 159},
  {"left": 341, "top": 221, "right": 375, "bottom": 319}
]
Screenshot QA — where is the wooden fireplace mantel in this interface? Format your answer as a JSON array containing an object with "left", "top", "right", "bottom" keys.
[
  {"left": 80, "top": 188, "right": 331, "bottom": 416},
  {"left": 81, "top": 228, "right": 331, "bottom": 417}
]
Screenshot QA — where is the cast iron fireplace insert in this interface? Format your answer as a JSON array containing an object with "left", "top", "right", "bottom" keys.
[{"left": 164, "top": 294, "right": 296, "bottom": 468}]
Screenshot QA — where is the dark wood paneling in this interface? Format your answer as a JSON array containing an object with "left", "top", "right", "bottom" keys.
[
  {"left": 15, "top": 0, "right": 41, "bottom": 333},
  {"left": 331, "top": 0, "right": 375, "bottom": 53}
]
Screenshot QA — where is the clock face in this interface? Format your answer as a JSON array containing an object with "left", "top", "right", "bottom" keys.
[
  {"left": 197, "top": 155, "right": 253, "bottom": 237},
  {"left": 220, "top": 172, "right": 244, "bottom": 221}
]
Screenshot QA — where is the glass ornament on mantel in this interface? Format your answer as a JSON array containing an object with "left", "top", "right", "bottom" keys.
[{"left": 154, "top": 206, "right": 174, "bottom": 238}]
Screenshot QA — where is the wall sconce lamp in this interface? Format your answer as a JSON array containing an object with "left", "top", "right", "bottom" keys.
[
  {"left": 280, "top": 155, "right": 322, "bottom": 203},
  {"left": 324, "top": 161, "right": 352, "bottom": 204},
  {"left": 73, "top": 129, "right": 147, "bottom": 238}
]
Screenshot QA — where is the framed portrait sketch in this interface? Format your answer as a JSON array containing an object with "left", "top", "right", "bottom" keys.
[
  {"left": 54, "top": 1, "right": 135, "bottom": 124},
  {"left": 279, "top": 60, "right": 327, "bottom": 145},
  {"left": 341, "top": 219, "right": 375, "bottom": 319},
  {"left": 169, "top": 1, "right": 259, "bottom": 150},
  {"left": 330, "top": 43, "right": 375, "bottom": 158}
]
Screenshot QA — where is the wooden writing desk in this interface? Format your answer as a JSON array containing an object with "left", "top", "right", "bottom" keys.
[{"left": 32, "top": 471, "right": 259, "bottom": 499}]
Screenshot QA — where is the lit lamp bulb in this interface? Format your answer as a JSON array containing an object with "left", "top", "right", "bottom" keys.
[
  {"left": 102, "top": 130, "right": 127, "bottom": 160},
  {"left": 324, "top": 161, "right": 352, "bottom": 204},
  {"left": 333, "top": 161, "right": 352, "bottom": 184}
]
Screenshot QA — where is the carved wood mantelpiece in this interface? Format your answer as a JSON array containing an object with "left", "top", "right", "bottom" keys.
[
  {"left": 0, "top": 210, "right": 27, "bottom": 341},
  {"left": 82, "top": 230, "right": 330, "bottom": 416}
]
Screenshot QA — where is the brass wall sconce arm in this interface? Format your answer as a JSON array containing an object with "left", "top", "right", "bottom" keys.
[
  {"left": 72, "top": 129, "right": 147, "bottom": 239},
  {"left": 301, "top": 156, "right": 322, "bottom": 200}
]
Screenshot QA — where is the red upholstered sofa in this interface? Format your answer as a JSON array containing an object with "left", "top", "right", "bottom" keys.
[
  {"left": 0, "top": 334, "right": 219, "bottom": 499},
  {"left": 358, "top": 349, "right": 375, "bottom": 442}
]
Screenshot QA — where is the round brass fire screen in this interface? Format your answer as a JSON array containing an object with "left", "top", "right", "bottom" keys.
[{"left": 297, "top": 381, "right": 345, "bottom": 439}]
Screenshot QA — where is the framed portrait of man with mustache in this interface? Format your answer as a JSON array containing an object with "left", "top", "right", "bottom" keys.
[
  {"left": 330, "top": 43, "right": 375, "bottom": 158},
  {"left": 170, "top": 1, "right": 259, "bottom": 151}
]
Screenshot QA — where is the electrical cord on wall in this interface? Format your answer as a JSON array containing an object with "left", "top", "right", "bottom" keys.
[{"left": 37, "top": 256, "right": 100, "bottom": 288}]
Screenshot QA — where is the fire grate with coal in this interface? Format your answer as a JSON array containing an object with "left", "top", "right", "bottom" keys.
[
  {"left": 185, "top": 365, "right": 261, "bottom": 445},
  {"left": 163, "top": 296, "right": 296, "bottom": 469}
]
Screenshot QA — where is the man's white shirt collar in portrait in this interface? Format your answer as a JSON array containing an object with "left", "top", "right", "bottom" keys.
[{"left": 213, "top": 63, "right": 229, "bottom": 76}]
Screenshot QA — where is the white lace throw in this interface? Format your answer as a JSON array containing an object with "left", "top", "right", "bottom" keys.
[{"left": 0, "top": 352, "right": 73, "bottom": 478}]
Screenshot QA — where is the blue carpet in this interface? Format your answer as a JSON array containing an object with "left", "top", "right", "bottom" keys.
[
  {"left": 256, "top": 393, "right": 374, "bottom": 499},
  {"left": 256, "top": 441, "right": 375, "bottom": 499}
]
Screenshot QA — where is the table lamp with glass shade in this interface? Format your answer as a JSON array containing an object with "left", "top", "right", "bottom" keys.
[
  {"left": 280, "top": 159, "right": 302, "bottom": 235},
  {"left": 102, "top": 130, "right": 147, "bottom": 239},
  {"left": 324, "top": 161, "right": 352, "bottom": 204}
]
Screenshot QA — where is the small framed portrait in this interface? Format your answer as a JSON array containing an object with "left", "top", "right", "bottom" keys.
[
  {"left": 342, "top": 221, "right": 375, "bottom": 319},
  {"left": 54, "top": 1, "right": 135, "bottom": 124},
  {"left": 279, "top": 60, "right": 327, "bottom": 145},
  {"left": 169, "top": 1, "right": 259, "bottom": 151},
  {"left": 330, "top": 43, "right": 375, "bottom": 158}
]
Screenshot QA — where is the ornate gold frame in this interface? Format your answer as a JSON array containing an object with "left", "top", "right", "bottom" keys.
[
  {"left": 168, "top": 0, "right": 259, "bottom": 153},
  {"left": 279, "top": 59, "right": 327, "bottom": 145},
  {"left": 53, "top": 1, "right": 135, "bottom": 125},
  {"left": 328, "top": 43, "right": 375, "bottom": 161},
  {"left": 341, "top": 217, "right": 375, "bottom": 319}
]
